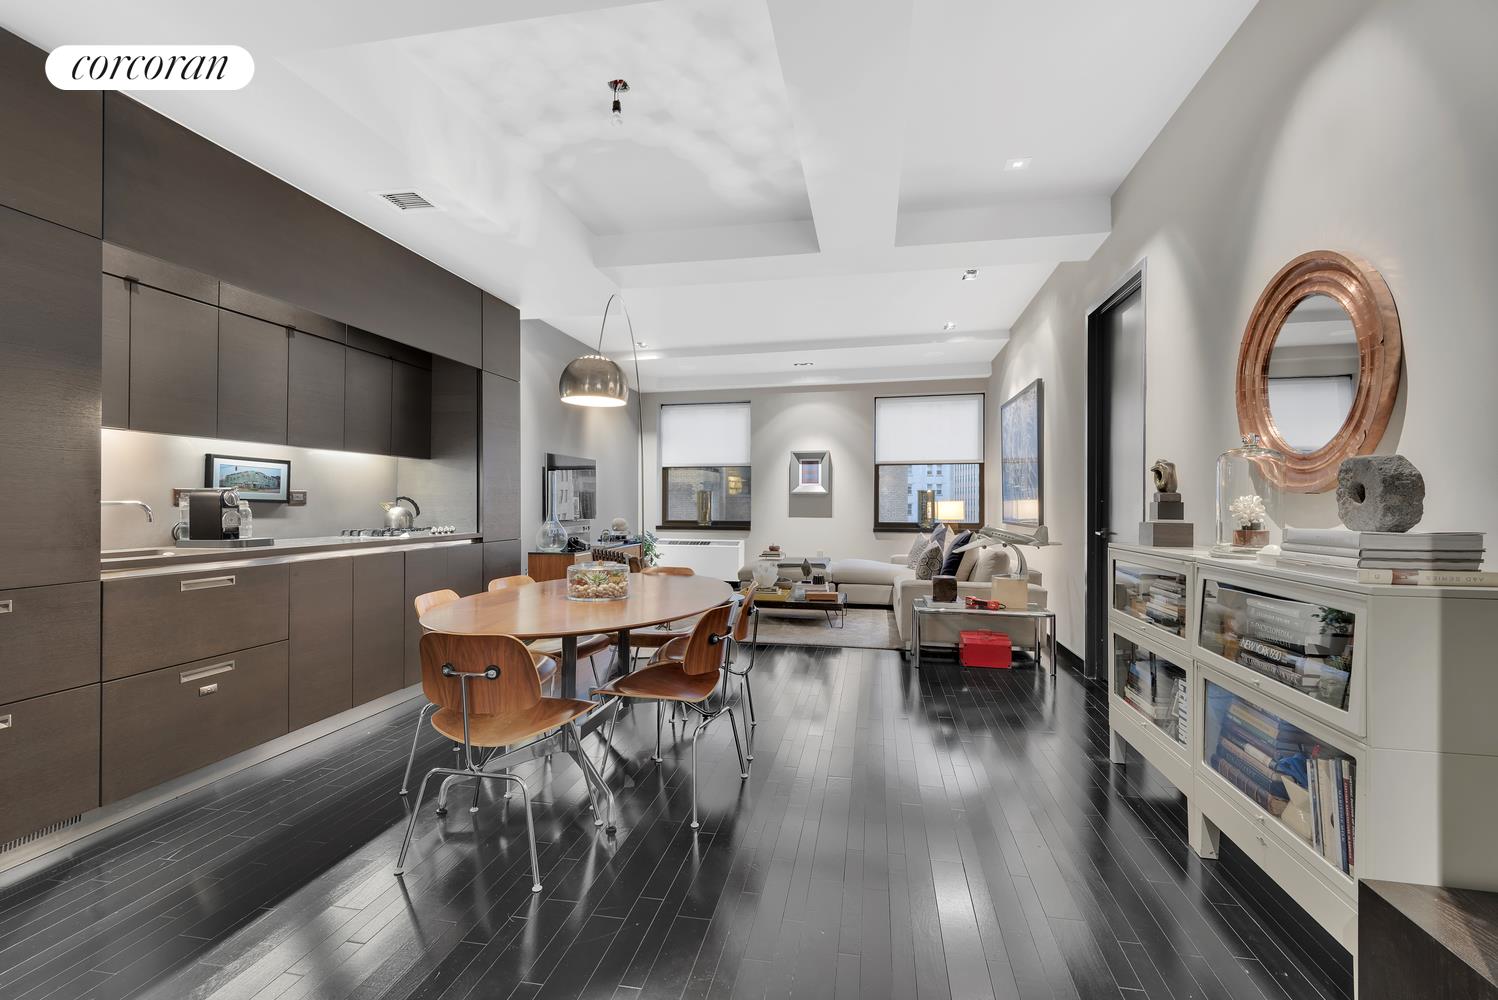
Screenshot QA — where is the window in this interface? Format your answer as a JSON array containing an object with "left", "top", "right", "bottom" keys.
[
  {"left": 659, "top": 402, "right": 752, "bottom": 528},
  {"left": 874, "top": 393, "right": 984, "bottom": 530}
]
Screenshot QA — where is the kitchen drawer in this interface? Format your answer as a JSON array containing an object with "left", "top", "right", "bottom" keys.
[
  {"left": 0, "top": 581, "right": 100, "bottom": 703},
  {"left": 0, "top": 684, "right": 101, "bottom": 846},
  {"left": 103, "top": 564, "right": 289, "bottom": 680},
  {"left": 101, "top": 640, "right": 288, "bottom": 803}
]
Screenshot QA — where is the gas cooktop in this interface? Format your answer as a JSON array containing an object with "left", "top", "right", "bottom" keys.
[{"left": 339, "top": 526, "right": 459, "bottom": 539}]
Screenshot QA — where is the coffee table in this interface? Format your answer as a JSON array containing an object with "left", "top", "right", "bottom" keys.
[
  {"left": 910, "top": 596, "right": 1057, "bottom": 677},
  {"left": 751, "top": 586, "right": 847, "bottom": 632}
]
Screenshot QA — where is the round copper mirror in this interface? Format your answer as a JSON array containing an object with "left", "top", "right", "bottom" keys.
[{"left": 1236, "top": 251, "right": 1402, "bottom": 492}]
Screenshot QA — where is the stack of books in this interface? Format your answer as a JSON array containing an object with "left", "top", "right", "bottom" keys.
[
  {"left": 1123, "top": 658, "right": 1180, "bottom": 728},
  {"left": 1280, "top": 528, "right": 1491, "bottom": 585},
  {"left": 1141, "top": 574, "right": 1185, "bottom": 631},
  {"left": 1308, "top": 754, "right": 1355, "bottom": 875},
  {"left": 1211, "top": 698, "right": 1292, "bottom": 815},
  {"left": 1235, "top": 593, "right": 1352, "bottom": 708},
  {"left": 1170, "top": 679, "right": 1189, "bottom": 746}
]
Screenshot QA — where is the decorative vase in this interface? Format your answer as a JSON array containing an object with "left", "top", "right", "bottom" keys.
[
  {"left": 1213, "top": 434, "right": 1285, "bottom": 557},
  {"left": 535, "top": 516, "right": 568, "bottom": 552},
  {"left": 752, "top": 557, "right": 780, "bottom": 589},
  {"left": 695, "top": 489, "right": 713, "bottom": 526}
]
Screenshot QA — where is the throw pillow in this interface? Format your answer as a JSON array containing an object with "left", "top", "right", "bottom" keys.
[
  {"left": 971, "top": 545, "right": 1010, "bottom": 584},
  {"left": 940, "top": 530, "right": 972, "bottom": 576},
  {"left": 913, "top": 541, "right": 943, "bottom": 581},
  {"left": 905, "top": 532, "right": 930, "bottom": 568},
  {"left": 954, "top": 541, "right": 982, "bottom": 581},
  {"left": 927, "top": 522, "right": 949, "bottom": 556}
]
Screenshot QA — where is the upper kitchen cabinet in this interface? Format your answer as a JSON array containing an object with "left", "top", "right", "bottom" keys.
[
  {"left": 221, "top": 283, "right": 344, "bottom": 343},
  {"left": 482, "top": 293, "right": 520, "bottom": 380},
  {"left": 102, "top": 274, "right": 131, "bottom": 429},
  {"left": 391, "top": 361, "right": 433, "bottom": 459},
  {"left": 103, "top": 95, "right": 481, "bottom": 366},
  {"left": 0, "top": 206, "right": 101, "bottom": 590},
  {"left": 288, "top": 330, "right": 345, "bottom": 450},
  {"left": 128, "top": 284, "right": 219, "bottom": 438},
  {"left": 218, "top": 311, "right": 289, "bottom": 444},
  {"left": 480, "top": 372, "right": 522, "bottom": 542},
  {"left": 0, "top": 30, "right": 102, "bottom": 236},
  {"left": 344, "top": 348, "right": 393, "bottom": 455}
]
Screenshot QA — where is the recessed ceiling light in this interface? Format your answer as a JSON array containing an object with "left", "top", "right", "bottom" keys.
[
  {"left": 960, "top": 269, "right": 979, "bottom": 281},
  {"left": 1003, "top": 157, "right": 1032, "bottom": 172},
  {"left": 793, "top": 361, "right": 814, "bottom": 367},
  {"left": 635, "top": 340, "right": 647, "bottom": 347},
  {"left": 942, "top": 322, "right": 957, "bottom": 332}
]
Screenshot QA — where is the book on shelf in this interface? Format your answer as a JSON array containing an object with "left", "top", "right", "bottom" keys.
[
  {"left": 1283, "top": 541, "right": 1486, "bottom": 560},
  {"left": 1390, "top": 569, "right": 1498, "bottom": 587},
  {"left": 1170, "top": 681, "right": 1188, "bottom": 745},
  {"left": 1284, "top": 527, "right": 1485, "bottom": 552},
  {"left": 1277, "top": 548, "right": 1483, "bottom": 571}
]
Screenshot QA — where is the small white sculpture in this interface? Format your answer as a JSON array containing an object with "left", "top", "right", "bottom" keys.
[{"left": 1229, "top": 494, "right": 1267, "bottom": 529}]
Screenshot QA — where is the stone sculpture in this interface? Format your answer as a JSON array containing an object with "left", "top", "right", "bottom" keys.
[
  {"left": 1336, "top": 455, "right": 1425, "bottom": 532},
  {"left": 1150, "top": 459, "right": 1178, "bottom": 494}
]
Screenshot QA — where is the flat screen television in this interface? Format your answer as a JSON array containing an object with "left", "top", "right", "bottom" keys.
[{"left": 544, "top": 453, "right": 596, "bottom": 525}]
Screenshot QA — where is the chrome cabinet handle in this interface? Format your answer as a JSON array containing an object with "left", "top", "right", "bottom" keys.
[
  {"left": 0, "top": 600, "right": 11, "bottom": 614},
  {"left": 180, "top": 660, "right": 235, "bottom": 684},
  {"left": 199, "top": 684, "right": 219, "bottom": 697},
  {"left": 0, "top": 715, "right": 11, "bottom": 731},
  {"left": 181, "top": 575, "right": 236, "bottom": 592}
]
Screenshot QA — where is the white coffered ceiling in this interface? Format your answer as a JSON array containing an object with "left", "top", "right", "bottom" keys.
[{"left": 0, "top": 0, "right": 1256, "bottom": 390}]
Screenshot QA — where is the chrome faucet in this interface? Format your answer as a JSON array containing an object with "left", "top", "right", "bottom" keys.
[{"left": 101, "top": 499, "right": 154, "bottom": 523}]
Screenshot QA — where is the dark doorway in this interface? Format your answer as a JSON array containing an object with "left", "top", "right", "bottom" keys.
[{"left": 1085, "top": 269, "right": 1145, "bottom": 681}]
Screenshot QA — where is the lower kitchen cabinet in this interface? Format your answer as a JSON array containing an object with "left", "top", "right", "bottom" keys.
[
  {"left": 0, "top": 684, "right": 100, "bottom": 847},
  {"left": 101, "top": 640, "right": 289, "bottom": 804},
  {"left": 289, "top": 557, "right": 353, "bottom": 730},
  {"left": 0, "top": 581, "right": 100, "bottom": 704},
  {"left": 353, "top": 551, "right": 406, "bottom": 703},
  {"left": 403, "top": 543, "right": 483, "bottom": 686}
]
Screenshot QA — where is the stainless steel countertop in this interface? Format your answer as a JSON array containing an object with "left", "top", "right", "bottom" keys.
[{"left": 100, "top": 533, "right": 483, "bottom": 580}]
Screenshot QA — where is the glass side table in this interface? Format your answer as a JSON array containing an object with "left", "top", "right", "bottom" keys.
[{"left": 910, "top": 597, "right": 1058, "bottom": 677}]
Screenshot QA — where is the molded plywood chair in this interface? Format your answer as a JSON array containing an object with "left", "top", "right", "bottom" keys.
[
  {"left": 614, "top": 565, "right": 701, "bottom": 667},
  {"left": 487, "top": 574, "right": 613, "bottom": 686},
  {"left": 595, "top": 600, "right": 748, "bottom": 830},
  {"left": 652, "top": 583, "right": 760, "bottom": 759},
  {"left": 394, "top": 632, "right": 608, "bottom": 885}
]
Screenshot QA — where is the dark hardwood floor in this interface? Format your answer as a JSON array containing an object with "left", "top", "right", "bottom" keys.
[{"left": 0, "top": 645, "right": 1353, "bottom": 1000}]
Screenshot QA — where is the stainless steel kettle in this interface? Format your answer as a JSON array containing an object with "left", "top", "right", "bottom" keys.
[{"left": 380, "top": 495, "right": 421, "bottom": 531}]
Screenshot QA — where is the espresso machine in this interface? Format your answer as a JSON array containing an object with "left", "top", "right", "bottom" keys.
[{"left": 177, "top": 488, "right": 272, "bottom": 547}]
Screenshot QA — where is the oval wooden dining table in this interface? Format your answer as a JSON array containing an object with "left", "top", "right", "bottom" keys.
[{"left": 418, "top": 573, "right": 734, "bottom": 701}]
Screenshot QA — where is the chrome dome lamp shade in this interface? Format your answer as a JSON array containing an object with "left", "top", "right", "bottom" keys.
[{"left": 558, "top": 353, "right": 628, "bottom": 406}]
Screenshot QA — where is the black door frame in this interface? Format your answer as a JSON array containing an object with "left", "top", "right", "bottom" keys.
[{"left": 1084, "top": 265, "right": 1146, "bottom": 682}]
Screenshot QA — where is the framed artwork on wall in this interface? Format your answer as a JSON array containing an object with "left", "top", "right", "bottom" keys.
[
  {"left": 999, "top": 379, "right": 1043, "bottom": 525},
  {"left": 205, "top": 454, "right": 291, "bottom": 503},
  {"left": 791, "top": 450, "right": 829, "bottom": 495}
]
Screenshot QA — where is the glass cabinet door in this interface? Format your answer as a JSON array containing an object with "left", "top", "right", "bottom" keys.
[
  {"left": 1202, "top": 680, "right": 1356, "bottom": 878},
  {"left": 1113, "top": 560, "right": 1188, "bottom": 638},
  {"left": 1198, "top": 578, "right": 1355, "bottom": 712},
  {"left": 1113, "top": 635, "right": 1188, "bottom": 747}
]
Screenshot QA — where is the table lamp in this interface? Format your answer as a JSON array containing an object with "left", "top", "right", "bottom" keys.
[{"left": 934, "top": 500, "right": 966, "bottom": 527}]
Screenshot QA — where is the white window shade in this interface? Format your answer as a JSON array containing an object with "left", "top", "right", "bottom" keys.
[
  {"left": 875, "top": 394, "right": 984, "bottom": 463},
  {"left": 660, "top": 402, "right": 751, "bottom": 467}
]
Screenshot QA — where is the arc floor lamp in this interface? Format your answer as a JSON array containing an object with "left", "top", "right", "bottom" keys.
[{"left": 557, "top": 293, "right": 647, "bottom": 533}]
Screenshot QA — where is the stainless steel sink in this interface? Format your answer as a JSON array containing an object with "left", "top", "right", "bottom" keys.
[{"left": 100, "top": 547, "right": 181, "bottom": 561}]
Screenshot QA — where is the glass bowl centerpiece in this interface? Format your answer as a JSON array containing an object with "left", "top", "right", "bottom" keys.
[{"left": 566, "top": 561, "right": 630, "bottom": 602}]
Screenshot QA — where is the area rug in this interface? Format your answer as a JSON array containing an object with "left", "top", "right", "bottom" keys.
[{"left": 750, "top": 607, "right": 901, "bottom": 649}]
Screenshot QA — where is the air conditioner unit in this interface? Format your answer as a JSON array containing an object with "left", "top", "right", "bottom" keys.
[{"left": 654, "top": 537, "right": 744, "bottom": 581}]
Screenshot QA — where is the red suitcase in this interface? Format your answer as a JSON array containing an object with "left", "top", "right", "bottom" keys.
[{"left": 960, "top": 630, "right": 1013, "bottom": 669}]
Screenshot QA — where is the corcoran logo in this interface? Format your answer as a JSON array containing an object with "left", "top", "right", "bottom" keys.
[{"left": 45, "top": 45, "right": 254, "bottom": 90}]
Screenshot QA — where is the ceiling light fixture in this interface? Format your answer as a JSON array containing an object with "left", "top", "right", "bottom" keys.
[
  {"left": 960, "top": 269, "right": 979, "bottom": 281},
  {"left": 1003, "top": 157, "right": 1032, "bottom": 171},
  {"left": 608, "top": 79, "right": 629, "bottom": 127},
  {"left": 635, "top": 340, "right": 647, "bottom": 347},
  {"left": 558, "top": 292, "right": 646, "bottom": 526},
  {"left": 943, "top": 322, "right": 957, "bottom": 331}
]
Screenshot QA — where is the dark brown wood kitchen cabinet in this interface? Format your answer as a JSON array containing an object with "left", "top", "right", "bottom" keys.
[
  {"left": 353, "top": 551, "right": 405, "bottom": 703},
  {"left": 218, "top": 310, "right": 289, "bottom": 445},
  {"left": 403, "top": 547, "right": 447, "bottom": 687},
  {"left": 0, "top": 684, "right": 101, "bottom": 845},
  {"left": 481, "top": 292, "right": 520, "bottom": 380},
  {"left": 0, "top": 206, "right": 101, "bottom": 592},
  {"left": 0, "top": 29, "right": 102, "bottom": 236},
  {"left": 289, "top": 557, "right": 354, "bottom": 730},
  {"left": 128, "top": 283, "right": 219, "bottom": 438},
  {"left": 391, "top": 360, "right": 433, "bottom": 459},
  {"left": 101, "top": 641, "right": 289, "bottom": 803},
  {"left": 480, "top": 372, "right": 522, "bottom": 542},
  {"left": 0, "top": 582, "right": 100, "bottom": 705},
  {"left": 102, "top": 273, "right": 131, "bottom": 429},
  {"left": 102, "top": 564, "right": 289, "bottom": 680},
  {"left": 288, "top": 330, "right": 345, "bottom": 450},
  {"left": 344, "top": 348, "right": 393, "bottom": 455}
]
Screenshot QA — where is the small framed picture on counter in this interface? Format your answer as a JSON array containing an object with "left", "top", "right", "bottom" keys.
[{"left": 205, "top": 454, "right": 291, "bottom": 503}]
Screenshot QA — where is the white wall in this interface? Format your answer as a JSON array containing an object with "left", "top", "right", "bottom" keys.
[
  {"left": 520, "top": 320, "right": 642, "bottom": 560},
  {"left": 642, "top": 378, "right": 990, "bottom": 563},
  {"left": 987, "top": 0, "right": 1498, "bottom": 652},
  {"left": 100, "top": 428, "right": 399, "bottom": 549}
]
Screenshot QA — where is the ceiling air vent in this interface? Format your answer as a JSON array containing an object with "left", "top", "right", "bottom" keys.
[{"left": 376, "top": 190, "right": 436, "bottom": 211}]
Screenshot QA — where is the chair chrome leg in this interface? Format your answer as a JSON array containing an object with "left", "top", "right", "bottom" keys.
[
  {"left": 744, "top": 673, "right": 757, "bottom": 729},
  {"left": 689, "top": 716, "right": 710, "bottom": 830},
  {"left": 725, "top": 705, "right": 750, "bottom": 779},
  {"left": 399, "top": 703, "right": 435, "bottom": 796},
  {"left": 395, "top": 766, "right": 444, "bottom": 875},
  {"left": 653, "top": 700, "right": 664, "bottom": 763},
  {"left": 570, "top": 721, "right": 616, "bottom": 833},
  {"left": 741, "top": 677, "right": 755, "bottom": 761},
  {"left": 470, "top": 770, "right": 483, "bottom": 814},
  {"left": 396, "top": 766, "right": 541, "bottom": 892},
  {"left": 601, "top": 697, "right": 622, "bottom": 788},
  {"left": 498, "top": 773, "right": 543, "bottom": 893}
]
